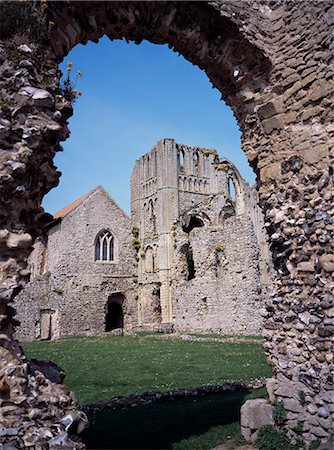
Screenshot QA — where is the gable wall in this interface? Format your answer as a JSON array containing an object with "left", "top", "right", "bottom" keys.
[{"left": 14, "top": 188, "right": 136, "bottom": 340}]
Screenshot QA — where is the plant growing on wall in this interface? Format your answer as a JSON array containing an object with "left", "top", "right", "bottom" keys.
[
  {"left": 60, "top": 61, "right": 83, "bottom": 103},
  {"left": 216, "top": 244, "right": 225, "bottom": 252},
  {"left": 273, "top": 400, "right": 287, "bottom": 426},
  {"left": 131, "top": 226, "right": 141, "bottom": 254}
]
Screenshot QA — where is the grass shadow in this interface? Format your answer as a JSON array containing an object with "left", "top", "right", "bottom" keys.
[{"left": 82, "top": 389, "right": 250, "bottom": 449}]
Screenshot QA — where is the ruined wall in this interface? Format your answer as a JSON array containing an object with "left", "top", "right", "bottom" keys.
[
  {"left": 132, "top": 138, "right": 265, "bottom": 335},
  {"left": 15, "top": 187, "right": 136, "bottom": 341},
  {"left": 173, "top": 216, "right": 262, "bottom": 334},
  {"left": 0, "top": 0, "right": 333, "bottom": 447}
]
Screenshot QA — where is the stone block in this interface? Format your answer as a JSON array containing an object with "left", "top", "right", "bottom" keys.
[
  {"left": 256, "top": 99, "right": 283, "bottom": 119},
  {"left": 262, "top": 116, "right": 284, "bottom": 134},
  {"left": 300, "top": 145, "right": 327, "bottom": 165},
  {"left": 320, "top": 254, "right": 334, "bottom": 273},
  {"left": 309, "top": 80, "right": 334, "bottom": 102},
  {"left": 284, "top": 398, "right": 303, "bottom": 414},
  {"left": 266, "top": 378, "right": 277, "bottom": 403},
  {"left": 241, "top": 399, "right": 274, "bottom": 442},
  {"left": 260, "top": 162, "right": 281, "bottom": 182}
]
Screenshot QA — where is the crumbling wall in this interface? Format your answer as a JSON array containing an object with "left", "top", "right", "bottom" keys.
[{"left": 173, "top": 215, "right": 262, "bottom": 334}]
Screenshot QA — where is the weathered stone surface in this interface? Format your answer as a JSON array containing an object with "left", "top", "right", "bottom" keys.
[{"left": 241, "top": 399, "right": 274, "bottom": 442}]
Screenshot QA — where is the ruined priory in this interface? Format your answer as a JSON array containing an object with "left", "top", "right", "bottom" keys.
[{"left": 15, "top": 138, "right": 270, "bottom": 341}]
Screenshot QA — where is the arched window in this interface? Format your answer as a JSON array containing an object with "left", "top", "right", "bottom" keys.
[
  {"left": 95, "top": 230, "right": 114, "bottom": 262},
  {"left": 193, "top": 151, "right": 200, "bottom": 176},
  {"left": 228, "top": 175, "right": 236, "bottom": 207},
  {"left": 179, "top": 148, "right": 185, "bottom": 172}
]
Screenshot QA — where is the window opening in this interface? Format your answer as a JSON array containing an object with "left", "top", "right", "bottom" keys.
[
  {"left": 228, "top": 175, "right": 236, "bottom": 207},
  {"left": 182, "top": 216, "right": 204, "bottom": 233},
  {"left": 179, "top": 148, "right": 185, "bottom": 172},
  {"left": 95, "top": 230, "right": 114, "bottom": 262},
  {"left": 180, "top": 243, "right": 196, "bottom": 280},
  {"left": 194, "top": 151, "right": 200, "bottom": 176}
]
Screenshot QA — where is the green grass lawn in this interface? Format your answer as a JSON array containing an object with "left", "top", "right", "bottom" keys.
[{"left": 22, "top": 335, "right": 271, "bottom": 404}]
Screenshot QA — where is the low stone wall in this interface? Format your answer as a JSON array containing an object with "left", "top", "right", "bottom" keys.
[{"left": 81, "top": 380, "right": 266, "bottom": 412}]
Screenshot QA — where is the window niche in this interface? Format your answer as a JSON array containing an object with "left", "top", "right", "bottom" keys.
[
  {"left": 180, "top": 242, "right": 196, "bottom": 281},
  {"left": 179, "top": 147, "right": 185, "bottom": 172},
  {"left": 182, "top": 215, "right": 204, "bottom": 234},
  {"left": 95, "top": 230, "right": 115, "bottom": 262}
]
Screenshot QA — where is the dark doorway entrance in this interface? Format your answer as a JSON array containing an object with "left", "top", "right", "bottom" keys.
[{"left": 105, "top": 293, "right": 124, "bottom": 331}]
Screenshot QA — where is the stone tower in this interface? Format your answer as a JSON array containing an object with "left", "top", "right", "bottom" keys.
[{"left": 131, "top": 138, "right": 269, "bottom": 333}]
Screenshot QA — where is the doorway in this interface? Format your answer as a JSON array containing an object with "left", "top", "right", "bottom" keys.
[
  {"left": 40, "top": 309, "right": 57, "bottom": 340},
  {"left": 105, "top": 293, "right": 125, "bottom": 331}
]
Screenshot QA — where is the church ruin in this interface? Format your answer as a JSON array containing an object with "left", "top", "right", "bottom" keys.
[{"left": 15, "top": 138, "right": 270, "bottom": 340}]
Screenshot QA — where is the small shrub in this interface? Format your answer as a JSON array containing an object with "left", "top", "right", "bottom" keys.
[
  {"left": 132, "top": 237, "right": 140, "bottom": 250},
  {"left": 295, "top": 437, "right": 304, "bottom": 448},
  {"left": 53, "top": 288, "right": 63, "bottom": 294},
  {"left": 132, "top": 226, "right": 139, "bottom": 236},
  {"left": 294, "top": 420, "right": 304, "bottom": 434},
  {"left": 298, "top": 390, "right": 307, "bottom": 406},
  {"left": 309, "top": 439, "right": 321, "bottom": 450},
  {"left": 255, "top": 425, "right": 296, "bottom": 450},
  {"left": 216, "top": 163, "right": 229, "bottom": 172},
  {"left": 273, "top": 400, "right": 287, "bottom": 426}
]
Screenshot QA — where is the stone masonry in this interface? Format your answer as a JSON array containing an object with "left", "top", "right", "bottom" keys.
[
  {"left": 0, "top": 1, "right": 333, "bottom": 447},
  {"left": 15, "top": 140, "right": 267, "bottom": 340},
  {"left": 132, "top": 139, "right": 270, "bottom": 334},
  {"left": 14, "top": 186, "right": 136, "bottom": 341}
]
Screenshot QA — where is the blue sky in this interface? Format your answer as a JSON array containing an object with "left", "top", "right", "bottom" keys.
[{"left": 43, "top": 37, "right": 255, "bottom": 215}]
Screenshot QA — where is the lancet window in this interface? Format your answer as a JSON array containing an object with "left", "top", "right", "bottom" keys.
[{"left": 95, "top": 230, "right": 114, "bottom": 262}]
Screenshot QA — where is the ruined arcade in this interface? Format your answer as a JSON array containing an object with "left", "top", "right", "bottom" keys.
[{"left": 0, "top": 1, "right": 333, "bottom": 448}]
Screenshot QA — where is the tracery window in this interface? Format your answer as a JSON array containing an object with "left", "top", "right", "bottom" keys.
[{"left": 95, "top": 230, "right": 114, "bottom": 262}]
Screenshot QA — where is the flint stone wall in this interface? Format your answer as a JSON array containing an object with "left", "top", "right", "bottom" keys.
[
  {"left": 14, "top": 186, "right": 136, "bottom": 341},
  {"left": 173, "top": 215, "right": 262, "bottom": 334}
]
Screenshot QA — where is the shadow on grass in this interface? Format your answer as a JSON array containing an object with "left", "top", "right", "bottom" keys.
[{"left": 81, "top": 390, "right": 249, "bottom": 449}]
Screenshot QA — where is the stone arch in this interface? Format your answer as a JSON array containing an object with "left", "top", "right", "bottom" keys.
[
  {"left": 218, "top": 158, "right": 247, "bottom": 215},
  {"left": 0, "top": 1, "right": 332, "bottom": 446},
  {"left": 144, "top": 246, "right": 154, "bottom": 273},
  {"left": 182, "top": 212, "right": 211, "bottom": 233}
]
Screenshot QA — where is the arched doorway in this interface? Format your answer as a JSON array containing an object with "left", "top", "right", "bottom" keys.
[{"left": 105, "top": 293, "right": 124, "bottom": 331}]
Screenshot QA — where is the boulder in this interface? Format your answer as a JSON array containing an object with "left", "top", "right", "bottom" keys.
[
  {"left": 29, "top": 359, "right": 65, "bottom": 384},
  {"left": 241, "top": 399, "right": 274, "bottom": 442}
]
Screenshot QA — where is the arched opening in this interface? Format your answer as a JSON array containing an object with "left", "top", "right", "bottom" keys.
[
  {"left": 182, "top": 216, "right": 204, "bottom": 233},
  {"left": 180, "top": 243, "right": 196, "bottom": 281},
  {"left": 105, "top": 293, "right": 124, "bottom": 331},
  {"left": 193, "top": 151, "right": 200, "bottom": 176},
  {"left": 228, "top": 176, "right": 236, "bottom": 207},
  {"left": 179, "top": 148, "right": 185, "bottom": 172},
  {"left": 95, "top": 229, "right": 114, "bottom": 262}
]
